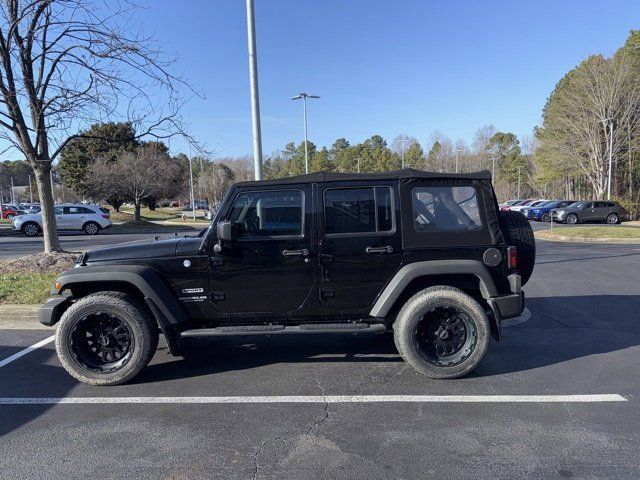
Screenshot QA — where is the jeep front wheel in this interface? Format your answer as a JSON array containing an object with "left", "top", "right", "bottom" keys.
[
  {"left": 393, "top": 286, "right": 490, "bottom": 379},
  {"left": 55, "top": 292, "right": 158, "bottom": 386}
]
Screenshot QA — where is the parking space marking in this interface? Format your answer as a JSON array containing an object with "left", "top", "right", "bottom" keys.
[
  {"left": 0, "top": 335, "right": 54, "bottom": 369},
  {"left": 0, "top": 394, "right": 626, "bottom": 405}
]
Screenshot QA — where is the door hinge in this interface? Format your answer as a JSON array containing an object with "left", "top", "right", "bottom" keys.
[
  {"left": 319, "top": 288, "right": 335, "bottom": 300},
  {"left": 211, "top": 292, "right": 226, "bottom": 302}
]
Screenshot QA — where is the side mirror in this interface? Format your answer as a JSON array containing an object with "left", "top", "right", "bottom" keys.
[
  {"left": 217, "top": 220, "right": 233, "bottom": 241},
  {"left": 213, "top": 220, "right": 234, "bottom": 254}
]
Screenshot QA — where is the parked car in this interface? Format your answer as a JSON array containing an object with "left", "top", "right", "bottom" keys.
[
  {"left": 527, "top": 200, "right": 575, "bottom": 222},
  {"left": 1, "top": 204, "right": 25, "bottom": 219},
  {"left": 500, "top": 199, "right": 531, "bottom": 211},
  {"left": 40, "top": 169, "right": 534, "bottom": 385},
  {"left": 499, "top": 199, "right": 522, "bottom": 208},
  {"left": 510, "top": 199, "right": 547, "bottom": 213},
  {"left": 12, "top": 204, "right": 112, "bottom": 236},
  {"left": 551, "top": 201, "right": 625, "bottom": 224}
]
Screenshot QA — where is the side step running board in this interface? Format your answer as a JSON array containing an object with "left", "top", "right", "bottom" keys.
[{"left": 180, "top": 323, "right": 387, "bottom": 338}]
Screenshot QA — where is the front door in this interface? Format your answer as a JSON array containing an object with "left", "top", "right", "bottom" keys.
[
  {"left": 208, "top": 185, "right": 316, "bottom": 315},
  {"left": 317, "top": 183, "right": 402, "bottom": 315},
  {"left": 581, "top": 202, "right": 595, "bottom": 221}
]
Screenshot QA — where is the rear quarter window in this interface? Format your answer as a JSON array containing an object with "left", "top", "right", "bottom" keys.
[{"left": 412, "top": 186, "right": 481, "bottom": 232}]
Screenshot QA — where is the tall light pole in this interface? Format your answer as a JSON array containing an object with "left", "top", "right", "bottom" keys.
[
  {"left": 491, "top": 156, "right": 496, "bottom": 182},
  {"left": 292, "top": 92, "right": 320, "bottom": 174},
  {"left": 28, "top": 175, "right": 33, "bottom": 203},
  {"left": 188, "top": 155, "right": 196, "bottom": 221},
  {"left": 601, "top": 118, "right": 614, "bottom": 200},
  {"left": 398, "top": 139, "right": 410, "bottom": 168},
  {"left": 455, "top": 148, "right": 463, "bottom": 173},
  {"left": 246, "top": 0, "right": 263, "bottom": 180},
  {"left": 516, "top": 165, "right": 523, "bottom": 198},
  {"left": 357, "top": 157, "right": 361, "bottom": 173}
]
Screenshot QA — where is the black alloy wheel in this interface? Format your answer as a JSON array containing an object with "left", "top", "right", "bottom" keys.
[
  {"left": 413, "top": 306, "right": 476, "bottom": 367},
  {"left": 68, "top": 312, "right": 134, "bottom": 373}
]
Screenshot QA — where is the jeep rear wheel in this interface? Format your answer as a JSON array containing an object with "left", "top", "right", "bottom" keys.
[
  {"left": 500, "top": 210, "right": 535, "bottom": 285},
  {"left": 393, "top": 286, "right": 490, "bottom": 379},
  {"left": 55, "top": 292, "right": 158, "bottom": 386}
]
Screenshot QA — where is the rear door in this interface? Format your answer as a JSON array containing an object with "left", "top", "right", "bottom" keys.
[
  {"left": 317, "top": 182, "right": 402, "bottom": 314},
  {"left": 591, "top": 201, "right": 609, "bottom": 221},
  {"left": 62, "top": 206, "right": 89, "bottom": 230}
]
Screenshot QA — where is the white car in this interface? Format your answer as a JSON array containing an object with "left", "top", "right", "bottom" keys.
[
  {"left": 510, "top": 199, "right": 548, "bottom": 213},
  {"left": 12, "top": 204, "right": 112, "bottom": 236}
]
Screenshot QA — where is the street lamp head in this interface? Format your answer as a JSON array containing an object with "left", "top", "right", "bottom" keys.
[
  {"left": 291, "top": 95, "right": 302, "bottom": 100},
  {"left": 292, "top": 92, "right": 320, "bottom": 100}
]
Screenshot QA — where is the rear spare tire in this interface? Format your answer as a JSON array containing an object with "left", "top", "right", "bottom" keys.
[{"left": 500, "top": 210, "right": 535, "bottom": 285}]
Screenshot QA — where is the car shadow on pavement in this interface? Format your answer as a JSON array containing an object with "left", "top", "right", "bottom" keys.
[
  {"left": 137, "top": 294, "right": 640, "bottom": 383},
  {"left": 477, "top": 294, "right": 640, "bottom": 377},
  {"left": 135, "top": 332, "right": 402, "bottom": 384}
]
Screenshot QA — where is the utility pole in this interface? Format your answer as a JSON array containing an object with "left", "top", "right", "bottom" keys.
[
  {"left": 292, "top": 92, "right": 320, "bottom": 174},
  {"left": 491, "top": 156, "right": 496, "bottom": 182},
  {"left": 10, "top": 177, "right": 15, "bottom": 204},
  {"left": 516, "top": 166, "right": 523, "bottom": 198},
  {"left": 455, "top": 149, "right": 463, "bottom": 173},
  {"left": 188, "top": 155, "right": 196, "bottom": 221},
  {"left": 357, "top": 157, "right": 361, "bottom": 173},
  {"left": 245, "top": 0, "right": 263, "bottom": 180}
]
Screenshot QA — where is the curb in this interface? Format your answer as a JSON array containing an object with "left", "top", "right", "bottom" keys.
[
  {"left": 0, "top": 304, "right": 50, "bottom": 329},
  {"left": 535, "top": 232, "right": 640, "bottom": 244}
]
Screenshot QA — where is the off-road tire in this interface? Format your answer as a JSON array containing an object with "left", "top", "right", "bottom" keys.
[
  {"left": 22, "top": 221, "right": 40, "bottom": 237},
  {"left": 83, "top": 221, "right": 100, "bottom": 235},
  {"left": 393, "top": 286, "right": 490, "bottom": 379},
  {"left": 56, "top": 292, "right": 159, "bottom": 386},
  {"left": 500, "top": 210, "right": 535, "bottom": 285}
]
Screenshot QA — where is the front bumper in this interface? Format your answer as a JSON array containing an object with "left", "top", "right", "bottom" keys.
[{"left": 38, "top": 296, "right": 72, "bottom": 326}]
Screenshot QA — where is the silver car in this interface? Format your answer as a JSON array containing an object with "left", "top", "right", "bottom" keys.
[
  {"left": 12, "top": 204, "right": 112, "bottom": 236},
  {"left": 552, "top": 201, "right": 625, "bottom": 224}
]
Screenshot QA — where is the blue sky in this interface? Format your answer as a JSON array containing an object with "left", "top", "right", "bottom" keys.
[{"left": 127, "top": 1, "right": 639, "bottom": 156}]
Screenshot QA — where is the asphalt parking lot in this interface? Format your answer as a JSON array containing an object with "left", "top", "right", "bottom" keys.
[{"left": 1, "top": 238, "right": 639, "bottom": 479}]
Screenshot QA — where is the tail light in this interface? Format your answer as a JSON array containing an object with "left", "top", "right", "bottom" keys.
[
  {"left": 507, "top": 246, "right": 517, "bottom": 270},
  {"left": 101, "top": 214, "right": 110, "bottom": 219}
]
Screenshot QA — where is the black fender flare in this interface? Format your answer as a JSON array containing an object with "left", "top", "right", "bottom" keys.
[
  {"left": 369, "top": 260, "right": 503, "bottom": 340},
  {"left": 52, "top": 265, "right": 187, "bottom": 355}
]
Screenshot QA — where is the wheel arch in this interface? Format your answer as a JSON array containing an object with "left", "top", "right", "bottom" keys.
[
  {"left": 370, "top": 260, "right": 502, "bottom": 341},
  {"left": 50, "top": 266, "right": 187, "bottom": 354}
]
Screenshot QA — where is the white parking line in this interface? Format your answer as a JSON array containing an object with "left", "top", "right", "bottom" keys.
[
  {"left": 0, "top": 394, "right": 627, "bottom": 405},
  {"left": 0, "top": 335, "right": 55, "bottom": 369}
]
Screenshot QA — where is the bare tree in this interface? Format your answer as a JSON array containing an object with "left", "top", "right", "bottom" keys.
[
  {"left": 90, "top": 144, "right": 180, "bottom": 221},
  {"left": 199, "top": 162, "right": 235, "bottom": 208},
  {"left": 537, "top": 53, "right": 640, "bottom": 199},
  {"left": 0, "top": 0, "right": 198, "bottom": 251}
]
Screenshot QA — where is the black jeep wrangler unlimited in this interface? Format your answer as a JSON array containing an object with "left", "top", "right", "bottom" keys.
[{"left": 39, "top": 169, "right": 534, "bottom": 385}]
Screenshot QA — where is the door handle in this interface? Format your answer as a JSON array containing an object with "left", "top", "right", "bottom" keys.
[
  {"left": 282, "top": 249, "right": 309, "bottom": 257},
  {"left": 365, "top": 246, "right": 393, "bottom": 254}
]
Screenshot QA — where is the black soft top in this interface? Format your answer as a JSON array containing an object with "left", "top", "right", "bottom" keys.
[{"left": 235, "top": 168, "right": 492, "bottom": 187}]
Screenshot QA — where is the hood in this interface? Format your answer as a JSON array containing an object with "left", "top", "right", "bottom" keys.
[{"left": 84, "top": 236, "right": 202, "bottom": 263}]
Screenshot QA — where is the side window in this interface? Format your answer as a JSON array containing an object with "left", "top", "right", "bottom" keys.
[
  {"left": 80, "top": 207, "right": 95, "bottom": 214},
  {"left": 412, "top": 186, "right": 481, "bottom": 231},
  {"left": 605, "top": 202, "right": 615, "bottom": 208},
  {"left": 63, "top": 206, "right": 81, "bottom": 214},
  {"left": 228, "top": 190, "right": 303, "bottom": 237},
  {"left": 54, "top": 207, "right": 63, "bottom": 215},
  {"left": 324, "top": 187, "right": 394, "bottom": 235},
  {"left": 594, "top": 202, "right": 606, "bottom": 208}
]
